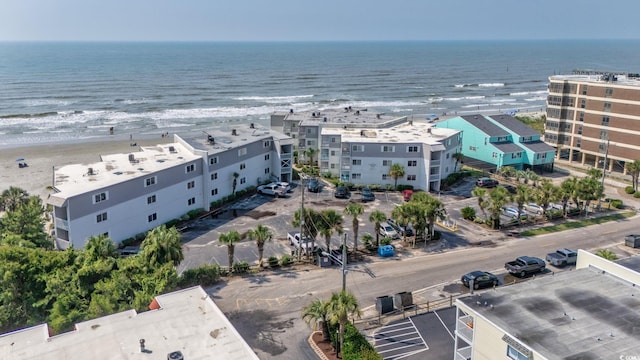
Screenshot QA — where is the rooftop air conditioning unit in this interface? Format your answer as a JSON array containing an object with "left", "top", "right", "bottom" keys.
[
  {"left": 167, "top": 351, "right": 184, "bottom": 360},
  {"left": 128, "top": 154, "right": 135, "bottom": 162},
  {"left": 232, "top": 129, "right": 237, "bottom": 136},
  {"left": 88, "top": 167, "right": 94, "bottom": 175}
]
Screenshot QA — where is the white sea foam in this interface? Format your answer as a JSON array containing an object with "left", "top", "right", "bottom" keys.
[
  {"left": 510, "top": 90, "right": 547, "bottom": 96},
  {"left": 445, "top": 95, "right": 485, "bottom": 101},
  {"left": 235, "top": 95, "right": 314, "bottom": 103},
  {"left": 478, "top": 83, "right": 505, "bottom": 87}
]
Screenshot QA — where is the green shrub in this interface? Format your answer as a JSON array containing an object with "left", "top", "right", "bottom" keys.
[
  {"left": 177, "top": 264, "right": 221, "bottom": 287},
  {"left": 625, "top": 186, "right": 636, "bottom": 194},
  {"left": 380, "top": 237, "right": 392, "bottom": 246},
  {"left": 280, "top": 254, "right": 293, "bottom": 266},
  {"left": 610, "top": 199, "right": 624, "bottom": 209},
  {"left": 165, "top": 218, "right": 180, "bottom": 228},
  {"left": 473, "top": 217, "right": 484, "bottom": 224},
  {"left": 267, "top": 256, "right": 280, "bottom": 268},
  {"left": 634, "top": 192, "right": 640, "bottom": 199},
  {"left": 396, "top": 184, "right": 414, "bottom": 192},
  {"left": 461, "top": 206, "right": 476, "bottom": 220},
  {"left": 342, "top": 323, "right": 382, "bottom": 360},
  {"left": 120, "top": 237, "right": 136, "bottom": 248},
  {"left": 187, "top": 208, "right": 204, "bottom": 220},
  {"left": 233, "top": 261, "right": 250, "bottom": 273}
]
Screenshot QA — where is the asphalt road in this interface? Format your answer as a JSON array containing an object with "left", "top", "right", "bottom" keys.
[{"left": 195, "top": 180, "right": 640, "bottom": 359}]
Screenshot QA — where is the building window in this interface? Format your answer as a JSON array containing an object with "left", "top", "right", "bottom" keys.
[
  {"left": 240, "top": 163, "right": 246, "bottom": 170},
  {"left": 492, "top": 152, "right": 498, "bottom": 158},
  {"left": 469, "top": 146, "right": 477, "bottom": 151},
  {"left": 240, "top": 177, "right": 246, "bottom": 184},
  {"left": 330, "top": 163, "right": 336, "bottom": 169},
  {"left": 352, "top": 159, "right": 362, "bottom": 166},
  {"left": 408, "top": 160, "right": 417, "bottom": 167},
  {"left": 430, "top": 167, "right": 439, "bottom": 175},
  {"left": 582, "top": 85, "right": 588, "bottom": 95},
  {"left": 331, "top": 137, "right": 337, "bottom": 143},
  {"left": 579, "top": 112, "right": 584, "bottom": 122},
  {"left": 264, "top": 140, "right": 271, "bottom": 148},
  {"left": 382, "top": 160, "right": 392, "bottom": 166},
  {"left": 306, "top": 128, "right": 312, "bottom": 134},
  {"left": 602, "top": 116, "right": 610, "bottom": 126},
  {"left": 407, "top": 145, "right": 419, "bottom": 153},
  {"left": 238, "top": 147, "right": 247, "bottom": 156},
  {"left": 507, "top": 345, "right": 531, "bottom": 360},
  {"left": 580, "top": 99, "right": 586, "bottom": 109},
  {"left": 406, "top": 175, "right": 416, "bottom": 181},
  {"left": 604, "top": 102, "right": 611, "bottom": 112},
  {"left": 382, "top": 174, "right": 389, "bottom": 180},
  {"left": 605, "top": 87, "right": 613, "bottom": 97},
  {"left": 211, "top": 173, "right": 218, "bottom": 180},
  {"left": 264, "top": 154, "right": 270, "bottom": 161},
  {"left": 185, "top": 164, "right": 195, "bottom": 173},
  {"left": 352, "top": 173, "right": 362, "bottom": 180},
  {"left": 577, "top": 125, "right": 583, "bottom": 135},
  {"left": 331, "top": 150, "right": 336, "bottom": 156},
  {"left": 147, "top": 195, "right": 156, "bottom": 204},
  {"left": 600, "top": 129, "right": 608, "bottom": 139},
  {"left": 446, "top": 153, "right": 450, "bottom": 159},
  {"left": 93, "top": 192, "right": 108, "bottom": 204},
  {"left": 211, "top": 189, "right": 218, "bottom": 196},
  {"left": 145, "top": 176, "right": 157, "bottom": 187},
  {"left": 352, "top": 145, "right": 364, "bottom": 152},
  {"left": 382, "top": 145, "right": 395, "bottom": 153},
  {"left": 188, "top": 197, "right": 196, "bottom": 206},
  {"left": 148, "top": 213, "right": 157, "bottom": 222},
  {"left": 187, "top": 180, "right": 195, "bottom": 189},
  {"left": 96, "top": 212, "right": 107, "bottom": 223},
  {"left": 210, "top": 156, "right": 219, "bottom": 165},
  {"left": 265, "top": 168, "right": 270, "bottom": 174}
]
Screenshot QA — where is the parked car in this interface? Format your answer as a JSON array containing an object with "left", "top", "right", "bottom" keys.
[
  {"left": 257, "top": 183, "right": 286, "bottom": 197},
  {"left": 307, "top": 178, "right": 321, "bottom": 193},
  {"left": 523, "top": 203, "right": 544, "bottom": 215},
  {"left": 476, "top": 177, "right": 498, "bottom": 188},
  {"left": 378, "top": 223, "right": 399, "bottom": 239},
  {"left": 546, "top": 248, "right": 578, "bottom": 267},
  {"left": 505, "top": 256, "right": 545, "bottom": 277},
  {"left": 498, "top": 184, "right": 516, "bottom": 194},
  {"left": 334, "top": 186, "right": 351, "bottom": 199},
  {"left": 275, "top": 182, "right": 291, "bottom": 193},
  {"left": 387, "top": 219, "right": 414, "bottom": 237},
  {"left": 502, "top": 207, "right": 527, "bottom": 219},
  {"left": 361, "top": 187, "right": 375, "bottom": 202},
  {"left": 461, "top": 271, "right": 499, "bottom": 289}
]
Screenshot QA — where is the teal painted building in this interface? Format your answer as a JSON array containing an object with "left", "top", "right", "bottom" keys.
[{"left": 435, "top": 114, "right": 555, "bottom": 172}]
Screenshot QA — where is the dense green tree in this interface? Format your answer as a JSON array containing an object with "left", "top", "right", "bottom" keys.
[
  {"left": 0, "top": 186, "right": 29, "bottom": 212},
  {"left": 452, "top": 152, "right": 465, "bottom": 172},
  {"left": 487, "top": 186, "right": 510, "bottom": 229},
  {"left": 388, "top": 163, "right": 405, "bottom": 191},
  {"left": 559, "top": 177, "right": 578, "bottom": 218},
  {"left": 595, "top": 249, "right": 618, "bottom": 261},
  {"left": 219, "top": 230, "right": 241, "bottom": 271},
  {"left": 391, "top": 203, "right": 414, "bottom": 244},
  {"left": 512, "top": 185, "right": 530, "bottom": 225},
  {"left": 368, "top": 210, "right": 387, "bottom": 247},
  {"left": 327, "top": 291, "right": 361, "bottom": 357},
  {"left": 84, "top": 234, "right": 118, "bottom": 262},
  {"left": 247, "top": 224, "right": 273, "bottom": 267},
  {"left": 343, "top": 203, "right": 364, "bottom": 253},
  {"left": 625, "top": 160, "right": 640, "bottom": 191},
  {"left": 576, "top": 177, "right": 603, "bottom": 216},
  {"left": 141, "top": 225, "right": 183, "bottom": 266},
  {"left": 304, "top": 147, "right": 318, "bottom": 167},
  {"left": 0, "top": 196, "right": 50, "bottom": 249},
  {"left": 318, "top": 209, "right": 343, "bottom": 253},
  {"left": 471, "top": 187, "right": 488, "bottom": 221},
  {"left": 302, "top": 298, "right": 330, "bottom": 341}
]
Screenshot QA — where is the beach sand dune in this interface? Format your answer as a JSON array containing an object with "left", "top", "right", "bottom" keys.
[{"left": 0, "top": 138, "right": 172, "bottom": 201}]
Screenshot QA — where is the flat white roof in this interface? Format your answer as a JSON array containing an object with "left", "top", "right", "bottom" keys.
[
  {"left": 182, "top": 123, "right": 291, "bottom": 154},
  {"left": 0, "top": 286, "right": 259, "bottom": 360},
  {"left": 550, "top": 74, "right": 640, "bottom": 87},
  {"left": 278, "top": 108, "right": 407, "bottom": 128},
  {"left": 52, "top": 141, "right": 200, "bottom": 198},
  {"left": 322, "top": 120, "right": 459, "bottom": 146}
]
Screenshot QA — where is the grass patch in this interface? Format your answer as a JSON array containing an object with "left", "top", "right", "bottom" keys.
[{"left": 520, "top": 211, "right": 635, "bottom": 236}]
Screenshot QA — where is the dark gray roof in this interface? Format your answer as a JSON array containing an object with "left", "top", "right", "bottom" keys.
[
  {"left": 616, "top": 255, "right": 640, "bottom": 273},
  {"left": 458, "top": 267, "right": 640, "bottom": 359},
  {"left": 519, "top": 140, "right": 555, "bottom": 153},
  {"left": 492, "top": 142, "right": 523, "bottom": 153},
  {"left": 460, "top": 115, "right": 510, "bottom": 137},
  {"left": 489, "top": 114, "right": 540, "bottom": 137}
]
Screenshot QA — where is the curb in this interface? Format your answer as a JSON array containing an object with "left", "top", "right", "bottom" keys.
[{"left": 308, "top": 331, "right": 330, "bottom": 360}]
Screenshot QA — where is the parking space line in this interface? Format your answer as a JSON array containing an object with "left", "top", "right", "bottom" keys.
[
  {"left": 374, "top": 318, "right": 429, "bottom": 360},
  {"left": 433, "top": 309, "right": 454, "bottom": 340},
  {"left": 409, "top": 316, "right": 430, "bottom": 347},
  {"left": 376, "top": 339, "right": 422, "bottom": 353}
]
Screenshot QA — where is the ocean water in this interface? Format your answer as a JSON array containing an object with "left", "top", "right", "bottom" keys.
[{"left": 1, "top": 40, "right": 639, "bottom": 147}]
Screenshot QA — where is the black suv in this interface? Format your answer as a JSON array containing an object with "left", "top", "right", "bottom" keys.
[
  {"left": 307, "top": 178, "right": 320, "bottom": 193},
  {"left": 334, "top": 186, "right": 351, "bottom": 199},
  {"left": 361, "top": 187, "right": 375, "bottom": 202}
]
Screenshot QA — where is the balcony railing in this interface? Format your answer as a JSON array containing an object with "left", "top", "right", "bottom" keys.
[
  {"left": 455, "top": 345, "right": 472, "bottom": 360},
  {"left": 457, "top": 315, "right": 474, "bottom": 343},
  {"left": 55, "top": 217, "right": 69, "bottom": 231}
]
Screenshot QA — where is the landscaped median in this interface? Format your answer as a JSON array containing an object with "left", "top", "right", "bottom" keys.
[{"left": 519, "top": 211, "right": 636, "bottom": 236}]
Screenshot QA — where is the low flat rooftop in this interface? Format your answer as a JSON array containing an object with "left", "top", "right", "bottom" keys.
[
  {"left": 278, "top": 107, "right": 408, "bottom": 128},
  {"left": 459, "top": 267, "right": 640, "bottom": 359},
  {"left": 182, "top": 123, "right": 290, "bottom": 154},
  {"left": 0, "top": 286, "right": 258, "bottom": 360},
  {"left": 322, "top": 120, "right": 459, "bottom": 146},
  {"left": 550, "top": 74, "right": 640, "bottom": 87},
  {"left": 52, "top": 141, "right": 200, "bottom": 198}
]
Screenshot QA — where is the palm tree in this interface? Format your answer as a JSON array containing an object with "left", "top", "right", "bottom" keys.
[
  {"left": 141, "top": 225, "right": 184, "bottom": 266},
  {"left": 327, "top": 291, "right": 361, "bottom": 356},
  {"left": 368, "top": 210, "right": 387, "bottom": 247},
  {"left": 559, "top": 177, "right": 577, "bottom": 218},
  {"left": 361, "top": 233, "right": 374, "bottom": 249},
  {"left": 231, "top": 172, "right": 239, "bottom": 195},
  {"left": 595, "top": 249, "right": 618, "bottom": 261},
  {"left": 586, "top": 167, "right": 603, "bottom": 181},
  {"left": 219, "top": 230, "right": 241, "bottom": 271},
  {"left": 391, "top": 203, "right": 414, "bottom": 244},
  {"left": 513, "top": 185, "right": 530, "bottom": 225},
  {"left": 535, "top": 179, "right": 559, "bottom": 217},
  {"left": 305, "top": 147, "right": 318, "bottom": 167},
  {"left": 0, "top": 186, "right": 29, "bottom": 212},
  {"left": 318, "top": 209, "right": 344, "bottom": 254},
  {"left": 528, "top": 172, "right": 541, "bottom": 187},
  {"left": 302, "top": 299, "right": 330, "bottom": 341},
  {"left": 85, "top": 234, "right": 118, "bottom": 262},
  {"left": 626, "top": 160, "right": 640, "bottom": 191},
  {"left": 388, "top": 163, "right": 405, "bottom": 191},
  {"left": 423, "top": 196, "right": 447, "bottom": 241},
  {"left": 471, "top": 187, "right": 488, "bottom": 221},
  {"left": 487, "top": 186, "right": 510, "bottom": 229},
  {"left": 247, "top": 224, "right": 273, "bottom": 267},
  {"left": 343, "top": 203, "right": 364, "bottom": 253},
  {"left": 452, "top": 152, "right": 464, "bottom": 172}
]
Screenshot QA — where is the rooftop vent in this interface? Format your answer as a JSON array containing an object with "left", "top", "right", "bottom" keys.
[
  {"left": 167, "top": 351, "right": 184, "bottom": 360},
  {"left": 232, "top": 129, "right": 237, "bottom": 136},
  {"left": 168, "top": 146, "right": 176, "bottom": 153},
  {"left": 427, "top": 128, "right": 432, "bottom": 134},
  {"left": 128, "top": 154, "right": 136, "bottom": 162},
  {"left": 250, "top": 123, "right": 255, "bottom": 129},
  {"left": 87, "top": 167, "right": 94, "bottom": 175},
  {"left": 323, "top": 117, "right": 327, "bottom": 122},
  {"left": 355, "top": 110, "right": 360, "bottom": 115},
  {"left": 312, "top": 112, "right": 316, "bottom": 117},
  {"left": 289, "top": 109, "right": 294, "bottom": 114}
]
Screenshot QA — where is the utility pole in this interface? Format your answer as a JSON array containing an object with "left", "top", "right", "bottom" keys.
[
  {"left": 342, "top": 232, "right": 347, "bottom": 292},
  {"left": 299, "top": 175, "right": 305, "bottom": 262},
  {"left": 601, "top": 139, "right": 609, "bottom": 191}
]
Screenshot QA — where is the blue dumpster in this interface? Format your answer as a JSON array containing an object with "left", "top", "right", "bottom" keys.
[{"left": 378, "top": 245, "right": 395, "bottom": 257}]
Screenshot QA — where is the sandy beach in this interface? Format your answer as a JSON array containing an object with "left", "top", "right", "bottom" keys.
[{"left": 0, "top": 136, "right": 173, "bottom": 201}]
